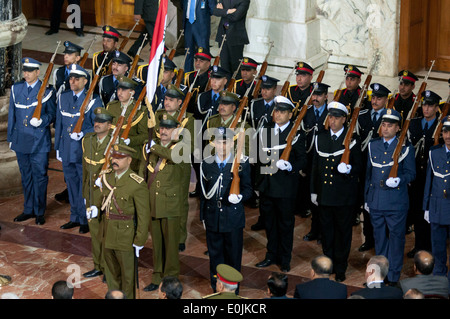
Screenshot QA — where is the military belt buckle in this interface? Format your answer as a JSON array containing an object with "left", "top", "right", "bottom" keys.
[{"left": 217, "top": 201, "right": 222, "bottom": 209}]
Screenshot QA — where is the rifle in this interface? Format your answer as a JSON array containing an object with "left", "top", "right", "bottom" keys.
[
  {"left": 31, "top": 41, "right": 61, "bottom": 120},
  {"left": 118, "top": 20, "right": 140, "bottom": 52},
  {"left": 339, "top": 54, "right": 379, "bottom": 166},
  {"left": 205, "top": 35, "right": 227, "bottom": 91},
  {"left": 432, "top": 95, "right": 450, "bottom": 146},
  {"left": 175, "top": 48, "right": 189, "bottom": 88},
  {"left": 226, "top": 59, "right": 243, "bottom": 92},
  {"left": 388, "top": 60, "right": 435, "bottom": 178},
  {"left": 229, "top": 75, "right": 255, "bottom": 129},
  {"left": 229, "top": 108, "right": 249, "bottom": 196},
  {"left": 280, "top": 63, "right": 297, "bottom": 97},
  {"left": 167, "top": 30, "right": 184, "bottom": 60},
  {"left": 72, "top": 53, "right": 109, "bottom": 134},
  {"left": 251, "top": 41, "right": 274, "bottom": 99},
  {"left": 177, "top": 69, "right": 200, "bottom": 123},
  {"left": 279, "top": 70, "right": 325, "bottom": 161},
  {"left": 128, "top": 33, "right": 148, "bottom": 78},
  {"left": 121, "top": 85, "right": 147, "bottom": 140},
  {"left": 79, "top": 36, "right": 97, "bottom": 68}
]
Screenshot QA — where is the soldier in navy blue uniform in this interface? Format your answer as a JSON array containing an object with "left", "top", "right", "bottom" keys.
[
  {"left": 200, "top": 127, "right": 252, "bottom": 292},
  {"left": 55, "top": 64, "right": 104, "bottom": 233},
  {"left": 407, "top": 90, "right": 441, "bottom": 258},
  {"left": 285, "top": 62, "right": 314, "bottom": 117},
  {"left": 196, "top": 65, "right": 229, "bottom": 128},
  {"left": 310, "top": 101, "right": 362, "bottom": 282},
  {"left": 53, "top": 41, "right": 84, "bottom": 98},
  {"left": 365, "top": 109, "right": 416, "bottom": 285},
  {"left": 395, "top": 70, "right": 420, "bottom": 121},
  {"left": 8, "top": 58, "right": 56, "bottom": 225},
  {"left": 338, "top": 65, "right": 363, "bottom": 111},
  {"left": 300, "top": 82, "right": 330, "bottom": 241},
  {"left": 255, "top": 96, "right": 307, "bottom": 272},
  {"left": 249, "top": 75, "right": 278, "bottom": 133},
  {"left": 92, "top": 25, "right": 121, "bottom": 77},
  {"left": 98, "top": 51, "right": 132, "bottom": 106},
  {"left": 423, "top": 115, "right": 450, "bottom": 283}
]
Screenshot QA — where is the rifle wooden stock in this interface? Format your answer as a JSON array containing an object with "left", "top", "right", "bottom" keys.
[
  {"left": 177, "top": 91, "right": 192, "bottom": 123},
  {"left": 118, "top": 20, "right": 140, "bottom": 52},
  {"left": 32, "top": 41, "right": 61, "bottom": 120},
  {"left": 433, "top": 98, "right": 450, "bottom": 146},
  {"left": 280, "top": 80, "right": 290, "bottom": 97},
  {"left": 99, "top": 110, "right": 127, "bottom": 175},
  {"left": 72, "top": 74, "right": 100, "bottom": 134},
  {"left": 167, "top": 30, "right": 184, "bottom": 61},
  {"left": 128, "top": 33, "right": 148, "bottom": 78},
  {"left": 230, "top": 96, "right": 248, "bottom": 129},
  {"left": 227, "top": 78, "right": 236, "bottom": 92},
  {"left": 251, "top": 62, "right": 268, "bottom": 99},
  {"left": 229, "top": 128, "right": 246, "bottom": 196},
  {"left": 121, "top": 86, "right": 147, "bottom": 140},
  {"left": 174, "top": 49, "right": 189, "bottom": 88},
  {"left": 205, "top": 36, "right": 226, "bottom": 91},
  {"left": 79, "top": 36, "right": 97, "bottom": 68}
]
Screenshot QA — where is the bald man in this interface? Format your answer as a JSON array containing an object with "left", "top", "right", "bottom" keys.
[
  {"left": 293, "top": 255, "right": 347, "bottom": 299},
  {"left": 399, "top": 251, "right": 449, "bottom": 298}
]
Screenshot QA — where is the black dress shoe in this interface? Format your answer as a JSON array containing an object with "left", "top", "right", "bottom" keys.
[
  {"left": 45, "top": 29, "right": 58, "bottom": 35},
  {"left": 251, "top": 222, "right": 264, "bottom": 231},
  {"left": 75, "top": 30, "right": 84, "bottom": 37},
  {"left": 358, "top": 242, "right": 374, "bottom": 252},
  {"left": 60, "top": 221, "right": 80, "bottom": 229},
  {"left": 55, "top": 188, "right": 69, "bottom": 203},
  {"left": 303, "top": 232, "right": 318, "bottom": 241},
  {"left": 280, "top": 264, "right": 290, "bottom": 273},
  {"left": 335, "top": 273, "right": 346, "bottom": 282},
  {"left": 35, "top": 216, "right": 45, "bottom": 225},
  {"left": 14, "top": 213, "right": 35, "bottom": 222},
  {"left": 143, "top": 283, "right": 159, "bottom": 292},
  {"left": 255, "top": 259, "right": 274, "bottom": 268},
  {"left": 79, "top": 224, "right": 89, "bottom": 234},
  {"left": 83, "top": 269, "right": 103, "bottom": 278},
  {"left": 179, "top": 243, "right": 185, "bottom": 252}
]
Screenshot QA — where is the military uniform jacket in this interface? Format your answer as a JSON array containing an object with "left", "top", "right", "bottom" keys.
[
  {"left": 302, "top": 104, "right": 329, "bottom": 155},
  {"left": 256, "top": 121, "right": 307, "bottom": 198},
  {"left": 101, "top": 168, "right": 150, "bottom": 251},
  {"left": 154, "top": 109, "right": 195, "bottom": 153},
  {"left": 92, "top": 50, "right": 115, "bottom": 78},
  {"left": 310, "top": 128, "right": 362, "bottom": 207},
  {"left": 7, "top": 80, "right": 56, "bottom": 154},
  {"left": 98, "top": 74, "right": 119, "bottom": 106},
  {"left": 53, "top": 65, "right": 71, "bottom": 98},
  {"left": 408, "top": 117, "right": 438, "bottom": 179},
  {"left": 250, "top": 97, "right": 274, "bottom": 132},
  {"left": 106, "top": 100, "right": 148, "bottom": 151},
  {"left": 184, "top": 70, "right": 209, "bottom": 98},
  {"left": 365, "top": 137, "right": 416, "bottom": 211},
  {"left": 357, "top": 108, "right": 383, "bottom": 151},
  {"left": 197, "top": 89, "right": 220, "bottom": 123},
  {"left": 394, "top": 93, "right": 418, "bottom": 120},
  {"left": 54, "top": 90, "right": 102, "bottom": 163},
  {"left": 199, "top": 155, "right": 252, "bottom": 232},
  {"left": 232, "top": 79, "right": 256, "bottom": 102},
  {"left": 141, "top": 141, "right": 185, "bottom": 218},
  {"left": 82, "top": 132, "right": 112, "bottom": 207},
  {"left": 423, "top": 144, "right": 450, "bottom": 225},
  {"left": 286, "top": 83, "right": 313, "bottom": 112},
  {"left": 338, "top": 87, "right": 361, "bottom": 110}
]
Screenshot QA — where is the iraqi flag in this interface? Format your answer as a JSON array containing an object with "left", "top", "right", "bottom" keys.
[{"left": 146, "top": 0, "right": 168, "bottom": 125}]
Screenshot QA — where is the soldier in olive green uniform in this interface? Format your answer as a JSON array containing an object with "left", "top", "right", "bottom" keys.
[
  {"left": 202, "top": 264, "right": 246, "bottom": 299},
  {"left": 106, "top": 76, "right": 148, "bottom": 172},
  {"left": 100, "top": 144, "right": 150, "bottom": 299},
  {"left": 141, "top": 113, "right": 185, "bottom": 292},
  {"left": 153, "top": 84, "right": 195, "bottom": 252},
  {"left": 81, "top": 108, "right": 115, "bottom": 279}
]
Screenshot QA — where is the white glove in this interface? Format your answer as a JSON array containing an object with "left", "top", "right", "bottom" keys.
[
  {"left": 70, "top": 131, "right": 84, "bottom": 141},
  {"left": 228, "top": 194, "right": 243, "bottom": 204},
  {"left": 276, "top": 159, "right": 292, "bottom": 171},
  {"left": 364, "top": 203, "right": 370, "bottom": 214},
  {"left": 121, "top": 137, "right": 130, "bottom": 145},
  {"left": 145, "top": 140, "right": 156, "bottom": 153},
  {"left": 424, "top": 210, "right": 430, "bottom": 224},
  {"left": 56, "top": 150, "right": 62, "bottom": 162},
  {"left": 338, "top": 162, "right": 352, "bottom": 174},
  {"left": 311, "top": 193, "right": 318, "bottom": 206},
  {"left": 30, "top": 117, "right": 42, "bottom": 127},
  {"left": 386, "top": 177, "right": 400, "bottom": 188},
  {"left": 133, "top": 244, "right": 144, "bottom": 257},
  {"left": 86, "top": 206, "right": 98, "bottom": 219},
  {"left": 95, "top": 177, "right": 102, "bottom": 189},
  {"left": 9, "top": 142, "right": 12, "bottom": 150}
]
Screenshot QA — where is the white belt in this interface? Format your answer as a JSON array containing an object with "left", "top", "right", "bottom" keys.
[
  {"left": 14, "top": 90, "right": 53, "bottom": 109},
  {"left": 368, "top": 142, "right": 410, "bottom": 168},
  {"left": 314, "top": 136, "right": 356, "bottom": 158}
]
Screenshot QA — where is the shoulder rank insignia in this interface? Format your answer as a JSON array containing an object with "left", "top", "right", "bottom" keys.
[{"left": 130, "top": 173, "right": 144, "bottom": 184}]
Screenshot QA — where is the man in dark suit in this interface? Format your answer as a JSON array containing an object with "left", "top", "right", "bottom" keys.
[
  {"left": 255, "top": 96, "right": 307, "bottom": 273},
  {"left": 127, "top": 0, "right": 159, "bottom": 57},
  {"left": 212, "top": 0, "right": 250, "bottom": 76},
  {"left": 310, "top": 101, "right": 362, "bottom": 282},
  {"left": 351, "top": 255, "right": 403, "bottom": 299},
  {"left": 45, "top": 0, "right": 84, "bottom": 37},
  {"left": 182, "top": 0, "right": 216, "bottom": 72},
  {"left": 266, "top": 272, "right": 291, "bottom": 299},
  {"left": 400, "top": 250, "right": 449, "bottom": 298},
  {"left": 294, "top": 255, "right": 347, "bottom": 299}
]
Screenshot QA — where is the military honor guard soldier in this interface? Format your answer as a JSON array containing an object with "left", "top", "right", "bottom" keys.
[
  {"left": 285, "top": 62, "right": 315, "bottom": 115},
  {"left": 99, "top": 144, "right": 150, "bottom": 299},
  {"left": 395, "top": 70, "right": 420, "bottom": 121},
  {"left": 200, "top": 127, "right": 252, "bottom": 292},
  {"left": 310, "top": 101, "right": 362, "bottom": 282},
  {"left": 202, "top": 264, "right": 245, "bottom": 299},
  {"left": 92, "top": 25, "right": 122, "bottom": 77},
  {"left": 55, "top": 64, "right": 104, "bottom": 233},
  {"left": 231, "top": 57, "right": 259, "bottom": 103},
  {"left": 8, "top": 57, "right": 56, "bottom": 225},
  {"left": 81, "top": 108, "right": 115, "bottom": 279},
  {"left": 338, "top": 65, "right": 363, "bottom": 111},
  {"left": 423, "top": 115, "right": 450, "bottom": 284},
  {"left": 249, "top": 75, "right": 279, "bottom": 134},
  {"left": 183, "top": 47, "right": 212, "bottom": 111},
  {"left": 364, "top": 109, "right": 416, "bottom": 285},
  {"left": 54, "top": 41, "right": 84, "bottom": 97}
]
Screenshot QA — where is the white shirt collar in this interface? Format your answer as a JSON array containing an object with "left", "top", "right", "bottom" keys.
[{"left": 330, "top": 126, "right": 345, "bottom": 139}]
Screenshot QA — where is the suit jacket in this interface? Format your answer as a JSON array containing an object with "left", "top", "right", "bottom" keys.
[
  {"left": 134, "top": 0, "right": 159, "bottom": 22},
  {"left": 400, "top": 274, "right": 449, "bottom": 298},
  {"left": 182, "top": 0, "right": 215, "bottom": 29},
  {"left": 294, "top": 278, "right": 347, "bottom": 299},
  {"left": 212, "top": 0, "right": 250, "bottom": 46},
  {"left": 351, "top": 283, "right": 403, "bottom": 299}
]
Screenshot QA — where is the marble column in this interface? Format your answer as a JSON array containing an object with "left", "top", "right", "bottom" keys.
[
  {"left": 0, "top": 0, "right": 28, "bottom": 198},
  {"left": 244, "top": 0, "right": 328, "bottom": 78}
]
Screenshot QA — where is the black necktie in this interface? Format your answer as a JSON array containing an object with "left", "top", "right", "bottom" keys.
[
  {"left": 372, "top": 112, "right": 378, "bottom": 124},
  {"left": 73, "top": 95, "right": 78, "bottom": 103},
  {"left": 219, "top": 162, "right": 225, "bottom": 171},
  {"left": 331, "top": 135, "right": 337, "bottom": 141},
  {"left": 424, "top": 122, "right": 428, "bottom": 132},
  {"left": 213, "top": 94, "right": 218, "bottom": 103},
  {"left": 265, "top": 103, "right": 270, "bottom": 111},
  {"left": 315, "top": 109, "right": 320, "bottom": 121},
  {"left": 384, "top": 142, "right": 389, "bottom": 150},
  {"left": 28, "top": 86, "right": 32, "bottom": 94},
  {"left": 114, "top": 79, "right": 119, "bottom": 88}
]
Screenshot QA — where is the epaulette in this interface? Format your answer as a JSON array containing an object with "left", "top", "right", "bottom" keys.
[
  {"left": 92, "top": 51, "right": 102, "bottom": 58},
  {"left": 130, "top": 173, "right": 144, "bottom": 184},
  {"left": 369, "top": 136, "right": 382, "bottom": 143},
  {"left": 359, "top": 109, "right": 369, "bottom": 115},
  {"left": 202, "top": 292, "right": 220, "bottom": 299},
  {"left": 430, "top": 144, "right": 443, "bottom": 151}
]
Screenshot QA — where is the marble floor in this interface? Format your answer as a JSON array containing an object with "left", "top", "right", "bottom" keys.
[{"left": 0, "top": 21, "right": 448, "bottom": 301}]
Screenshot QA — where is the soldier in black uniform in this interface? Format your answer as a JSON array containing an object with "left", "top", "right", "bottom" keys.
[
  {"left": 232, "top": 57, "right": 258, "bottom": 102},
  {"left": 395, "top": 70, "right": 420, "bottom": 121},
  {"left": 406, "top": 90, "right": 441, "bottom": 257},
  {"left": 310, "top": 101, "right": 362, "bottom": 282},
  {"left": 184, "top": 47, "right": 212, "bottom": 112},
  {"left": 285, "top": 62, "right": 314, "bottom": 116},
  {"left": 92, "top": 25, "right": 121, "bottom": 77},
  {"left": 254, "top": 96, "right": 307, "bottom": 273},
  {"left": 53, "top": 41, "right": 84, "bottom": 97},
  {"left": 338, "top": 65, "right": 363, "bottom": 111}
]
